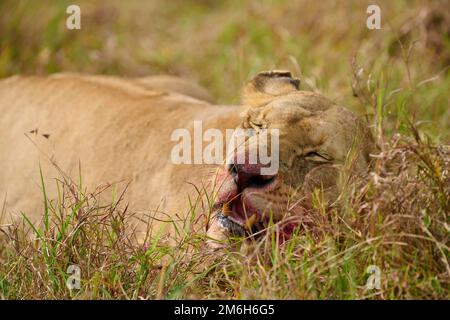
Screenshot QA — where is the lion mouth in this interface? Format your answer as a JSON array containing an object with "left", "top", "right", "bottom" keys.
[
  {"left": 214, "top": 196, "right": 267, "bottom": 238},
  {"left": 212, "top": 196, "right": 303, "bottom": 243},
  {"left": 216, "top": 212, "right": 245, "bottom": 236},
  {"left": 216, "top": 211, "right": 266, "bottom": 239}
]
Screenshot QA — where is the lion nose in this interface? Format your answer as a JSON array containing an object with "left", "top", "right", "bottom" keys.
[{"left": 228, "top": 163, "right": 277, "bottom": 190}]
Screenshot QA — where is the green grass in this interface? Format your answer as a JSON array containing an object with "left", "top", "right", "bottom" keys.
[
  {"left": 0, "top": 132, "right": 448, "bottom": 299},
  {"left": 0, "top": 0, "right": 449, "bottom": 299}
]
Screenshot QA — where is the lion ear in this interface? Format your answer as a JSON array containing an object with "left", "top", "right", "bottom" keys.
[
  {"left": 251, "top": 70, "right": 300, "bottom": 91},
  {"left": 241, "top": 70, "right": 300, "bottom": 109},
  {"left": 256, "top": 70, "right": 292, "bottom": 78}
]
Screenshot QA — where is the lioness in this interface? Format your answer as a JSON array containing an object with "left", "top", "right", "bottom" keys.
[{"left": 0, "top": 71, "right": 375, "bottom": 247}]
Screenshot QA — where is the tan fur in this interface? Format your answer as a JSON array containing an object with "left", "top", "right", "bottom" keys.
[
  {"left": 0, "top": 72, "right": 375, "bottom": 246},
  {"left": 0, "top": 74, "right": 236, "bottom": 240}
]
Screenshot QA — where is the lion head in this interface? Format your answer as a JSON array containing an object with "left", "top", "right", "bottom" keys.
[{"left": 206, "top": 70, "right": 376, "bottom": 247}]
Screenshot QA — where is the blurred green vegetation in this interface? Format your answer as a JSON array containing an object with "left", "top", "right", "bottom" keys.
[{"left": 0, "top": 0, "right": 449, "bottom": 140}]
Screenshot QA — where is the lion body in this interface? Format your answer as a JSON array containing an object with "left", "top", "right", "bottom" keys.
[{"left": 0, "top": 74, "right": 238, "bottom": 237}]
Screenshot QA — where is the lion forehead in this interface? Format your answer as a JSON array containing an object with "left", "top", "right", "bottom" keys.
[{"left": 248, "top": 94, "right": 372, "bottom": 164}]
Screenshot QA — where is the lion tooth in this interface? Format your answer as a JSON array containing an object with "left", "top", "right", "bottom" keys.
[
  {"left": 222, "top": 203, "right": 232, "bottom": 217},
  {"left": 245, "top": 214, "right": 258, "bottom": 230}
]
